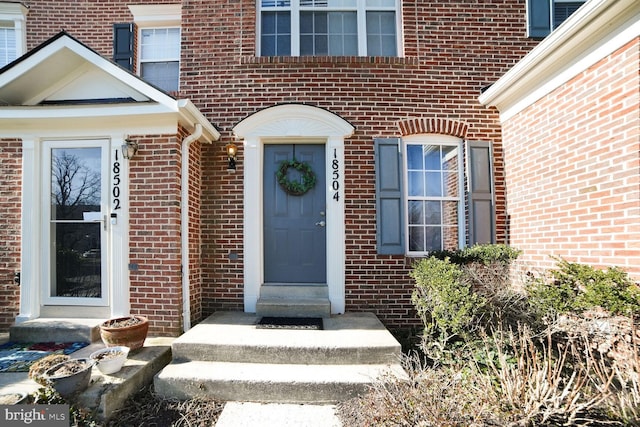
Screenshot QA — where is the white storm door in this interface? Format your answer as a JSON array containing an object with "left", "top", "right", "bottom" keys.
[{"left": 42, "top": 140, "right": 110, "bottom": 306}]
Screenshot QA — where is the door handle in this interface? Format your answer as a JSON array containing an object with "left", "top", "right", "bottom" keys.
[{"left": 315, "top": 221, "right": 326, "bottom": 227}]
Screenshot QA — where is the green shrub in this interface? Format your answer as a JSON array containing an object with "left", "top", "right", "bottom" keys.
[
  {"left": 411, "top": 256, "right": 486, "bottom": 344},
  {"left": 428, "top": 243, "right": 521, "bottom": 266},
  {"left": 527, "top": 258, "right": 640, "bottom": 317}
]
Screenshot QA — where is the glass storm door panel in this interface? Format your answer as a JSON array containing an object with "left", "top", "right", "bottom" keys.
[{"left": 44, "top": 141, "right": 109, "bottom": 306}]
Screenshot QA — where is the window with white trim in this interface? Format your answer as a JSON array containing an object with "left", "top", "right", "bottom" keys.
[
  {"left": 259, "top": 0, "right": 399, "bottom": 57},
  {"left": 0, "top": 2, "right": 28, "bottom": 68},
  {"left": 139, "top": 27, "right": 180, "bottom": 92},
  {"left": 405, "top": 136, "right": 464, "bottom": 253},
  {"left": 127, "top": 4, "right": 181, "bottom": 92}
]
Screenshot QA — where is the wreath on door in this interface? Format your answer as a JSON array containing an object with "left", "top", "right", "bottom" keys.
[{"left": 276, "top": 159, "right": 316, "bottom": 196}]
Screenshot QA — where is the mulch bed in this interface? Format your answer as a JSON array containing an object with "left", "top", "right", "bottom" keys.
[{"left": 0, "top": 341, "right": 88, "bottom": 372}]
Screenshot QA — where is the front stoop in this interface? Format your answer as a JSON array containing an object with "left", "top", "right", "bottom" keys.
[
  {"left": 154, "top": 312, "right": 407, "bottom": 403},
  {"left": 9, "top": 318, "right": 105, "bottom": 343},
  {"left": 1, "top": 319, "right": 173, "bottom": 422}
]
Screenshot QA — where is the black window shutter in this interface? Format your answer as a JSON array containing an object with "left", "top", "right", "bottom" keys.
[
  {"left": 527, "top": 0, "right": 551, "bottom": 38},
  {"left": 375, "top": 138, "right": 405, "bottom": 255},
  {"left": 467, "top": 141, "right": 495, "bottom": 245},
  {"left": 113, "top": 23, "right": 133, "bottom": 71},
  {"left": 553, "top": 2, "right": 584, "bottom": 29}
]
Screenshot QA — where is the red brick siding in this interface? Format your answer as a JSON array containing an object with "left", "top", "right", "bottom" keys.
[
  {"left": 183, "top": 0, "right": 538, "bottom": 328},
  {"left": 0, "top": 139, "right": 21, "bottom": 330},
  {"left": 7, "top": 0, "right": 544, "bottom": 331},
  {"left": 128, "top": 134, "right": 183, "bottom": 336},
  {"left": 501, "top": 38, "right": 640, "bottom": 281}
]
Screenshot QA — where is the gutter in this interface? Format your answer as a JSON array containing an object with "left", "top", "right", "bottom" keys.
[{"left": 181, "top": 123, "right": 203, "bottom": 332}]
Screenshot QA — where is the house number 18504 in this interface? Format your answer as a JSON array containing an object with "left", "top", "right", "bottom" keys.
[{"left": 332, "top": 148, "right": 340, "bottom": 202}]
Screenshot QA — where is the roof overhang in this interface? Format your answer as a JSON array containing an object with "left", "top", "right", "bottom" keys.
[
  {"left": 479, "top": 0, "right": 640, "bottom": 122},
  {"left": 0, "top": 32, "right": 219, "bottom": 141}
]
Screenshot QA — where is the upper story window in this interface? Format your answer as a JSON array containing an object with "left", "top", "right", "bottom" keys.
[
  {"left": 527, "top": 0, "right": 585, "bottom": 38},
  {"left": 259, "top": 0, "right": 399, "bottom": 57},
  {"left": 126, "top": 4, "right": 181, "bottom": 93},
  {"left": 0, "top": 2, "right": 28, "bottom": 68},
  {"left": 139, "top": 27, "right": 180, "bottom": 92}
]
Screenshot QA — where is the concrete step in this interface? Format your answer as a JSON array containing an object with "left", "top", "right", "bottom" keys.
[
  {"left": 154, "top": 360, "right": 406, "bottom": 403},
  {"left": 259, "top": 284, "right": 329, "bottom": 299},
  {"left": 154, "top": 312, "right": 406, "bottom": 403},
  {"left": 256, "top": 297, "right": 331, "bottom": 318},
  {"left": 9, "top": 318, "right": 106, "bottom": 343},
  {"left": 256, "top": 284, "right": 332, "bottom": 318},
  {"left": 170, "top": 312, "right": 401, "bottom": 365}
]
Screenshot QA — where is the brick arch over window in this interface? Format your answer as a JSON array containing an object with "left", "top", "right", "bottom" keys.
[{"left": 397, "top": 118, "right": 469, "bottom": 139}]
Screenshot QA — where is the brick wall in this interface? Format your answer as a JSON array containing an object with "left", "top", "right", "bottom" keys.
[
  {"left": 0, "top": 139, "right": 22, "bottom": 330},
  {"left": 501, "top": 38, "right": 640, "bottom": 281},
  {"left": 10, "top": 0, "right": 544, "bottom": 331},
  {"left": 180, "top": 0, "right": 540, "bottom": 328},
  {"left": 128, "top": 134, "right": 184, "bottom": 336}
]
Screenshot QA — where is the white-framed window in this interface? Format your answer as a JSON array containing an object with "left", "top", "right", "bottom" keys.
[
  {"left": 128, "top": 4, "right": 181, "bottom": 92},
  {"left": 527, "top": 0, "right": 585, "bottom": 38},
  {"left": 0, "top": 2, "right": 28, "bottom": 68},
  {"left": 404, "top": 135, "right": 464, "bottom": 254},
  {"left": 139, "top": 27, "right": 180, "bottom": 92},
  {"left": 258, "top": 0, "right": 400, "bottom": 57}
]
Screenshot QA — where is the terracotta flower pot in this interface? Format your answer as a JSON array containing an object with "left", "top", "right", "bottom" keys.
[{"left": 99, "top": 316, "right": 149, "bottom": 351}]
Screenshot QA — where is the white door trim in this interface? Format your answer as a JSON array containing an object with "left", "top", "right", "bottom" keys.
[
  {"left": 18, "top": 135, "right": 131, "bottom": 321},
  {"left": 233, "top": 105, "right": 354, "bottom": 314}
]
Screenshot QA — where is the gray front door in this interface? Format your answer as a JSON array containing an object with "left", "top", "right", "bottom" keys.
[{"left": 264, "top": 144, "right": 326, "bottom": 283}]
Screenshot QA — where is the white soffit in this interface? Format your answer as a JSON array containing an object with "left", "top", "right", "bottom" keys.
[{"left": 479, "top": 0, "right": 640, "bottom": 122}]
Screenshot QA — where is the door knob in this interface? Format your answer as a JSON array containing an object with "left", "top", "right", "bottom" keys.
[{"left": 315, "top": 220, "right": 326, "bottom": 227}]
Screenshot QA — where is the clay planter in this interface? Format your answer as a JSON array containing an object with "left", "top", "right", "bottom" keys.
[
  {"left": 100, "top": 316, "right": 149, "bottom": 351},
  {"left": 44, "top": 358, "right": 94, "bottom": 398},
  {"left": 90, "top": 346, "right": 129, "bottom": 374}
]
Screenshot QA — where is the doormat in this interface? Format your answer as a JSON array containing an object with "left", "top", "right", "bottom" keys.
[
  {"left": 256, "top": 317, "right": 323, "bottom": 330},
  {"left": 0, "top": 341, "right": 89, "bottom": 373}
]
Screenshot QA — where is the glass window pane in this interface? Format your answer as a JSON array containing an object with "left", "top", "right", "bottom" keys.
[
  {"left": 425, "top": 171, "right": 441, "bottom": 197},
  {"left": 315, "top": 12, "right": 328, "bottom": 33},
  {"left": 141, "top": 61, "right": 179, "bottom": 92},
  {"left": 51, "top": 148, "right": 102, "bottom": 221},
  {"left": 140, "top": 28, "right": 180, "bottom": 60},
  {"left": 366, "top": 11, "right": 396, "bottom": 56},
  {"left": 52, "top": 222, "right": 101, "bottom": 298},
  {"left": 408, "top": 201, "right": 423, "bottom": 225},
  {"left": 262, "top": 12, "right": 291, "bottom": 56},
  {"left": 407, "top": 145, "right": 422, "bottom": 170},
  {"left": 425, "top": 227, "right": 442, "bottom": 251},
  {"left": 424, "top": 145, "right": 440, "bottom": 170},
  {"left": 408, "top": 171, "right": 424, "bottom": 197},
  {"left": 425, "top": 201, "right": 441, "bottom": 225},
  {"left": 409, "top": 226, "right": 424, "bottom": 252},
  {"left": 315, "top": 34, "right": 328, "bottom": 54}
]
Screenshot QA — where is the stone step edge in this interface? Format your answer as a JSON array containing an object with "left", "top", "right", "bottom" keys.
[
  {"left": 170, "top": 342, "right": 401, "bottom": 365},
  {"left": 154, "top": 360, "right": 407, "bottom": 403}
]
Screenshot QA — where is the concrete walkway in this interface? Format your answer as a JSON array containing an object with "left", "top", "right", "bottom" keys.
[{"left": 216, "top": 402, "right": 342, "bottom": 427}]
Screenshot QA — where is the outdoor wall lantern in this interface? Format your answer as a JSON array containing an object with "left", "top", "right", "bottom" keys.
[
  {"left": 226, "top": 143, "right": 237, "bottom": 170},
  {"left": 122, "top": 139, "right": 139, "bottom": 160}
]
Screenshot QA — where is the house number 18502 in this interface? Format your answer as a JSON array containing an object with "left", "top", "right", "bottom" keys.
[
  {"left": 112, "top": 150, "right": 121, "bottom": 210},
  {"left": 332, "top": 148, "right": 340, "bottom": 202}
]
